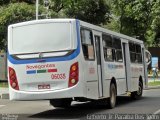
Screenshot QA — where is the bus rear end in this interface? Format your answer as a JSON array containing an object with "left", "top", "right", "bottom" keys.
[{"left": 7, "top": 19, "right": 83, "bottom": 101}]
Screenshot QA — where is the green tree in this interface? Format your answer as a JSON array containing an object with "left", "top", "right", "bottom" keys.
[
  {"left": 50, "top": 0, "right": 111, "bottom": 25},
  {"left": 0, "top": 2, "right": 46, "bottom": 50},
  {"left": 0, "top": 0, "right": 10, "bottom": 5},
  {"left": 0, "top": 0, "right": 35, "bottom": 5},
  {"left": 109, "top": 0, "right": 153, "bottom": 43},
  {"left": 149, "top": 0, "right": 160, "bottom": 47}
]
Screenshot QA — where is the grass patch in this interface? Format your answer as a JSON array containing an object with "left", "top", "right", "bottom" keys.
[
  {"left": 148, "top": 81, "right": 160, "bottom": 86},
  {"left": 0, "top": 82, "right": 8, "bottom": 88}
]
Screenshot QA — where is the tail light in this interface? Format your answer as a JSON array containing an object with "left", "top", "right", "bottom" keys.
[
  {"left": 68, "top": 62, "right": 79, "bottom": 87},
  {"left": 9, "top": 67, "right": 19, "bottom": 90}
]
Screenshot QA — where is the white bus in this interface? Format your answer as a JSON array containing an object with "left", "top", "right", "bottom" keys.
[{"left": 8, "top": 19, "right": 151, "bottom": 108}]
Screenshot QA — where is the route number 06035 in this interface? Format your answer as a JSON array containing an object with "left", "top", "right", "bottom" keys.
[{"left": 51, "top": 73, "right": 66, "bottom": 79}]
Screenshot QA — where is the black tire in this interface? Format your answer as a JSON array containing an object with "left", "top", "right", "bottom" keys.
[
  {"left": 107, "top": 83, "right": 117, "bottom": 109},
  {"left": 131, "top": 81, "right": 143, "bottom": 100},
  {"left": 50, "top": 98, "right": 72, "bottom": 108}
]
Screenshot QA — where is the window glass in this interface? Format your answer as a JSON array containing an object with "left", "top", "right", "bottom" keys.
[
  {"left": 102, "top": 34, "right": 112, "bottom": 47},
  {"left": 102, "top": 34, "right": 114, "bottom": 61},
  {"left": 136, "top": 44, "right": 141, "bottom": 53},
  {"left": 113, "top": 37, "right": 123, "bottom": 62},
  {"left": 136, "top": 54, "right": 142, "bottom": 63},
  {"left": 81, "top": 28, "right": 95, "bottom": 60},
  {"left": 105, "top": 48, "right": 114, "bottom": 61},
  {"left": 129, "top": 42, "right": 142, "bottom": 63},
  {"left": 116, "top": 50, "right": 123, "bottom": 62},
  {"left": 129, "top": 42, "right": 135, "bottom": 52},
  {"left": 113, "top": 37, "right": 121, "bottom": 49},
  {"left": 102, "top": 34, "right": 123, "bottom": 62},
  {"left": 130, "top": 52, "right": 136, "bottom": 63},
  {"left": 81, "top": 29, "right": 93, "bottom": 45}
]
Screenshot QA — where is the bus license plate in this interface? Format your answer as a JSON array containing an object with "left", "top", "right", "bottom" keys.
[{"left": 38, "top": 84, "right": 50, "bottom": 89}]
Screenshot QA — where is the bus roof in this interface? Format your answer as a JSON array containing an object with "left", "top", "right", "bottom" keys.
[
  {"left": 79, "top": 20, "right": 143, "bottom": 44},
  {"left": 8, "top": 19, "right": 76, "bottom": 28},
  {"left": 9, "top": 18, "right": 143, "bottom": 44}
]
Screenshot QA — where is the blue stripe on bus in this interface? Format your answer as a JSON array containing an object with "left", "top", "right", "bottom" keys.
[
  {"left": 8, "top": 20, "right": 81, "bottom": 64},
  {"left": 26, "top": 70, "right": 36, "bottom": 74}
]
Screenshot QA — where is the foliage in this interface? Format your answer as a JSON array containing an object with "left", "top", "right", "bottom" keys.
[
  {"left": 1, "top": 0, "right": 160, "bottom": 49},
  {"left": 108, "top": 0, "right": 160, "bottom": 46},
  {"left": 0, "top": 0, "right": 10, "bottom": 5},
  {"left": 104, "top": 16, "right": 120, "bottom": 32},
  {"left": 109, "top": 0, "right": 153, "bottom": 42},
  {"left": 0, "top": 2, "right": 46, "bottom": 50},
  {"left": 0, "top": 0, "right": 35, "bottom": 5},
  {"left": 50, "top": 0, "right": 111, "bottom": 25},
  {"left": 150, "top": 0, "right": 160, "bottom": 47},
  {"left": 0, "top": 82, "right": 8, "bottom": 88}
]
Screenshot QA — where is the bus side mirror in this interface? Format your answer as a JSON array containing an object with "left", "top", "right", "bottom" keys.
[{"left": 145, "top": 50, "right": 151, "bottom": 65}]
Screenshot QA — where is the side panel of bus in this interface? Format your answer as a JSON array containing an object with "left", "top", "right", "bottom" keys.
[
  {"left": 102, "top": 35, "right": 127, "bottom": 95},
  {"left": 129, "top": 43, "right": 144, "bottom": 92},
  {"left": 121, "top": 39, "right": 144, "bottom": 92}
]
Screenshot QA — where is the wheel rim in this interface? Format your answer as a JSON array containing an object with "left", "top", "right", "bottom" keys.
[
  {"left": 111, "top": 86, "right": 116, "bottom": 106},
  {"left": 137, "top": 84, "right": 142, "bottom": 96}
]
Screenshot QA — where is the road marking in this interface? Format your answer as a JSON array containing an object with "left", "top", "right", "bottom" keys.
[
  {"left": 154, "top": 108, "right": 160, "bottom": 114},
  {"left": 0, "top": 105, "right": 5, "bottom": 108},
  {"left": 147, "top": 109, "right": 160, "bottom": 120}
]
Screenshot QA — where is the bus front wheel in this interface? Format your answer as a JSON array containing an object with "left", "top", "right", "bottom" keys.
[
  {"left": 50, "top": 98, "right": 72, "bottom": 108},
  {"left": 107, "top": 83, "right": 117, "bottom": 109}
]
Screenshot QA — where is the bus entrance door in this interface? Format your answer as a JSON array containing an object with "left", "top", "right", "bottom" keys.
[
  {"left": 122, "top": 42, "right": 132, "bottom": 91},
  {"left": 95, "top": 35, "right": 104, "bottom": 97}
]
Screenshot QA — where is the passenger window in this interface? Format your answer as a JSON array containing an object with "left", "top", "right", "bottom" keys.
[
  {"left": 129, "top": 42, "right": 142, "bottom": 63},
  {"left": 81, "top": 28, "right": 95, "bottom": 60},
  {"left": 102, "top": 34, "right": 115, "bottom": 61},
  {"left": 129, "top": 42, "right": 136, "bottom": 52},
  {"left": 113, "top": 37, "right": 121, "bottom": 49},
  {"left": 130, "top": 52, "right": 136, "bottom": 63},
  {"left": 135, "top": 44, "right": 142, "bottom": 63},
  {"left": 116, "top": 50, "right": 123, "bottom": 62},
  {"left": 103, "top": 35, "right": 112, "bottom": 47},
  {"left": 129, "top": 42, "right": 136, "bottom": 63},
  {"left": 113, "top": 37, "right": 123, "bottom": 62}
]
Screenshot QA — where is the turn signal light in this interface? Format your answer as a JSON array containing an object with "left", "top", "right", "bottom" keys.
[
  {"left": 9, "top": 67, "right": 19, "bottom": 90},
  {"left": 68, "top": 62, "right": 79, "bottom": 87}
]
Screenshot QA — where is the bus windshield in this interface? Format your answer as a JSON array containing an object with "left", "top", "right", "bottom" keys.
[{"left": 10, "top": 22, "right": 72, "bottom": 54}]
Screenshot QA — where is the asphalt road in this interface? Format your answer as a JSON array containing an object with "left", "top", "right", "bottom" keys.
[{"left": 0, "top": 88, "right": 160, "bottom": 120}]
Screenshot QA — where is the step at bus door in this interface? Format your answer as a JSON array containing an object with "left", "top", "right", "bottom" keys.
[{"left": 95, "top": 35, "right": 103, "bottom": 97}]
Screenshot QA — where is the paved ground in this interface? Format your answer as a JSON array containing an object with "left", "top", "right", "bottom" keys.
[
  {"left": 0, "top": 88, "right": 160, "bottom": 120},
  {"left": 0, "top": 77, "right": 160, "bottom": 119}
]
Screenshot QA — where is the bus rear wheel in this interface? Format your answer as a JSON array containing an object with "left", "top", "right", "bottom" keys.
[
  {"left": 50, "top": 98, "right": 72, "bottom": 108},
  {"left": 107, "top": 83, "right": 117, "bottom": 109},
  {"left": 131, "top": 81, "right": 143, "bottom": 99}
]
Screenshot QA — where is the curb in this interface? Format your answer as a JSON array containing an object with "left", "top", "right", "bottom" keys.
[
  {"left": 144, "top": 86, "right": 160, "bottom": 90},
  {"left": 0, "top": 87, "right": 9, "bottom": 99},
  {"left": 0, "top": 93, "right": 9, "bottom": 99}
]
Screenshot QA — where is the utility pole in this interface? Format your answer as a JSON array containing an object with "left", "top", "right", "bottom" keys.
[
  {"left": 36, "top": 0, "right": 50, "bottom": 20},
  {"left": 44, "top": 0, "right": 50, "bottom": 19},
  {"left": 36, "top": 0, "right": 39, "bottom": 20}
]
